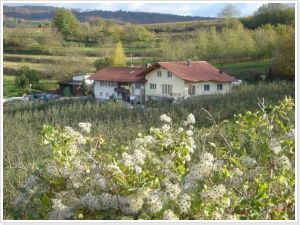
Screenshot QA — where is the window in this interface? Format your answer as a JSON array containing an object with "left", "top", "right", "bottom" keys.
[
  {"left": 162, "top": 84, "right": 172, "bottom": 94},
  {"left": 167, "top": 71, "right": 172, "bottom": 78},
  {"left": 99, "top": 81, "right": 104, "bottom": 86},
  {"left": 204, "top": 84, "right": 210, "bottom": 91},
  {"left": 157, "top": 71, "right": 162, "bottom": 77},
  {"left": 100, "top": 92, "right": 103, "bottom": 96},
  {"left": 106, "top": 92, "right": 109, "bottom": 97},
  {"left": 191, "top": 85, "right": 196, "bottom": 95},
  {"left": 135, "top": 84, "right": 140, "bottom": 89},
  {"left": 217, "top": 84, "right": 223, "bottom": 91},
  {"left": 150, "top": 83, "right": 156, "bottom": 89}
]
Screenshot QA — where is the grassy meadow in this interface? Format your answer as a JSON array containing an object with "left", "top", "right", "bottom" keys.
[{"left": 4, "top": 75, "right": 59, "bottom": 98}]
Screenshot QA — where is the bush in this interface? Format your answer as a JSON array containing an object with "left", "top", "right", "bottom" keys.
[
  {"left": 10, "top": 98, "right": 294, "bottom": 220},
  {"left": 94, "top": 58, "right": 109, "bottom": 70},
  {"left": 15, "top": 66, "right": 41, "bottom": 88}
]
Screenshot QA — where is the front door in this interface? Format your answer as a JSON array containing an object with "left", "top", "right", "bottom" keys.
[{"left": 188, "top": 84, "right": 196, "bottom": 96}]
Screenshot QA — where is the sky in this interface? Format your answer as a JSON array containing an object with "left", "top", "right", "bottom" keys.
[{"left": 4, "top": 2, "right": 268, "bottom": 17}]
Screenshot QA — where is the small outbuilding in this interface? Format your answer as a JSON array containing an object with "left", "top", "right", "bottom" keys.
[{"left": 58, "top": 73, "right": 94, "bottom": 97}]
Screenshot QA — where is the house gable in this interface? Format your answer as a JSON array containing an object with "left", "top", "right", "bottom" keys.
[{"left": 144, "top": 67, "right": 187, "bottom": 97}]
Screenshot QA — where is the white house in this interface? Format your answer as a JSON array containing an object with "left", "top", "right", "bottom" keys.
[
  {"left": 143, "top": 61, "right": 236, "bottom": 100},
  {"left": 89, "top": 60, "right": 237, "bottom": 101},
  {"left": 89, "top": 67, "right": 147, "bottom": 101}
]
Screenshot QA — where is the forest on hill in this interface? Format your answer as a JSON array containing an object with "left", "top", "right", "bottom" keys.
[{"left": 3, "top": 5, "right": 214, "bottom": 24}]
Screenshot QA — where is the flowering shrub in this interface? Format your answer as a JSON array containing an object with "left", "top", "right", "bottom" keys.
[{"left": 11, "top": 98, "right": 294, "bottom": 220}]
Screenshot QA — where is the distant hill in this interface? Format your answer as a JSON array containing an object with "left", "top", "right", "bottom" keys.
[{"left": 4, "top": 5, "right": 216, "bottom": 24}]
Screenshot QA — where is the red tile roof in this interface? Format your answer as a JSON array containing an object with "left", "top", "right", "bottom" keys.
[
  {"left": 89, "top": 67, "right": 147, "bottom": 83},
  {"left": 155, "top": 61, "right": 237, "bottom": 82},
  {"left": 90, "top": 61, "right": 237, "bottom": 83}
]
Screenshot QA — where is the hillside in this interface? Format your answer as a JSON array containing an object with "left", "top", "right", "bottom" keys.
[{"left": 3, "top": 5, "right": 216, "bottom": 24}]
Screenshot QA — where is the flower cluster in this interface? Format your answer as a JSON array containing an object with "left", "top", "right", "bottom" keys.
[
  {"left": 184, "top": 152, "right": 214, "bottom": 190},
  {"left": 274, "top": 155, "right": 292, "bottom": 170},
  {"left": 269, "top": 138, "right": 282, "bottom": 154},
  {"left": 201, "top": 184, "right": 227, "bottom": 205},
  {"left": 163, "top": 209, "right": 179, "bottom": 220},
  {"left": 78, "top": 122, "right": 92, "bottom": 134},
  {"left": 160, "top": 114, "right": 172, "bottom": 123}
]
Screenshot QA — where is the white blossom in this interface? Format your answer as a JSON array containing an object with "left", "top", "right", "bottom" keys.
[
  {"left": 187, "top": 114, "right": 196, "bottom": 124},
  {"left": 135, "top": 166, "right": 143, "bottom": 174},
  {"left": 241, "top": 156, "right": 257, "bottom": 168},
  {"left": 201, "top": 185, "right": 226, "bottom": 205},
  {"left": 274, "top": 155, "right": 292, "bottom": 170},
  {"left": 186, "top": 130, "right": 193, "bottom": 136},
  {"left": 163, "top": 209, "right": 179, "bottom": 220},
  {"left": 146, "top": 194, "right": 163, "bottom": 214},
  {"left": 269, "top": 138, "right": 282, "bottom": 154},
  {"left": 160, "top": 114, "right": 172, "bottom": 123},
  {"left": 78, "top": 122, "right": 92, "bottom": 133},
  {"left": 162, "top": 124, "right": 171, "bottom": 132},
  {"left": 178, "top": 194, "right": 191, "bottom": 214},
  {"left": 64, "top": 126, "right": 86, "bottom": 145}
]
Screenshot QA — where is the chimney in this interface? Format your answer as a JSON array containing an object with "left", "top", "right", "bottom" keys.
[
  {"left": 146, "top": 63, "right": 152, "bottom": 68},
  {"left": 188, "top": 59, "right": 192, "bottom": 67},
  {"left": 219, "top": 69, "right": 223, "bottom": 75}
]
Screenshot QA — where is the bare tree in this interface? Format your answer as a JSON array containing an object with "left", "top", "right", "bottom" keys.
[{"left": 218, "top": 4, "right": 241, "bottom": 18}]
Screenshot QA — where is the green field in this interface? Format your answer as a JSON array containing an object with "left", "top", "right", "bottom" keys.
[
  {"left": 3, "top": 53, "right": 155, "bottom": 78},
  {"left": 3, "top": 75, "right": 59, "bottom": 98},
  {"left": 215, "top": 60, "right": 271, "bottom": 82}
]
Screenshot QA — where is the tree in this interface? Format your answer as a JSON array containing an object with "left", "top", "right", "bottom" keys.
[
  {"left": 218, "top": 4, "right": 240, "bottom": 18},
  {"left": 110, "top": 41, "right": 127, "bottom": 66},
  {"left": 271, "top": 27, "right": 295, "bottom": 80},
  {"left": 254, "top": 4, "right": 294, "bottom": 27},
  {"left": 94, "top": 57, "right": 110, "bottom": 70},
  {"left": 53, "top": 8, "right": 80, "bottom": 39},
  {"left": 121, "top": 24, "right": 155, "bottom": 42},
  {"left": 15, "top": 66, "right": 41, "bottom": 88},
  {"left": 241, "top": 3, "right": 294, "bottom": 29},
  {"left": 81, "top": 80, "right": 90, "bottom": 96},
  {"left": 15, "top": 75, "right": 28, "bottom": 89}
]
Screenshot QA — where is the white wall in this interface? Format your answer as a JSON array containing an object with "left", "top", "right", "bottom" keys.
[
  {"left": 94, "top": 81, "right": 117, "bottom": 99},
  {"left": 144, "top": 68, "right": 232, "bottom": 98},
  {"left": 94, "top": 81, "right": 143, "bottom": 99},
  {"left": 145, "top": 68, "right": 187, "bottom": 97},
  {"left": 192, "top": 82, "right": 231, "bottom": 96},
  {"left": 73, "top": 74, "right": 93, "bottom": 85}
]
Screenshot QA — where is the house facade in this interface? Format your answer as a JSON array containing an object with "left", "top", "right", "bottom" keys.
[
  {"left": 89, "top": 67, "right": 147, "bottom": 101},
  {"left": 89, "top": 61, "right": 237, "bottom": 101},
  {"left": 143, "top": 61, "right": 234, "bottom": 100}
]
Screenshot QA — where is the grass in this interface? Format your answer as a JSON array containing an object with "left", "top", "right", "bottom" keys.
[
  {"left": 3, "top": 81, "right": 294, "bottom": 218},
  {"left": 214, "top": 60, "right": 271, "bottom": 82},
  {"left": 3, "top": 75, "right": 59, "bottom": 98},
  {"left": 3, "top": 53, "right": 155, "bottom": 78},
  {"left": 4, "top": 54, "right": 99, "bottom": 64}
]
